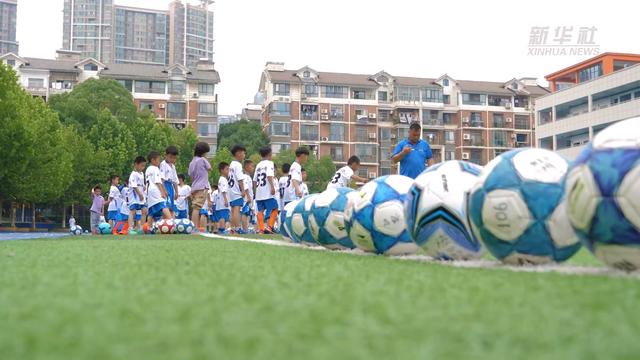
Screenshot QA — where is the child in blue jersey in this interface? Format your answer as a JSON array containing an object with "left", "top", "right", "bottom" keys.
[{"left": 160, "top": 146, "right": 179, "bottom": 216}]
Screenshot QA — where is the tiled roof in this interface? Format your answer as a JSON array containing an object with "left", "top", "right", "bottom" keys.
[
  {"left": 100, "top": 63, "right": 220, "bottom": 83},
  {"left": 23, "top": 58, "right": 80, "bottom": 73}
]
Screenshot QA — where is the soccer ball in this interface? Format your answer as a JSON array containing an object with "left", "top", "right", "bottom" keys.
[
  {"left": 406, "top": 161, "right": 484, "bottom": 260},
  {"left": 174, "top": 219, "right": 194, "bottom": 234},
  {"left": 281, "top": 200, "right": 300, "bottom": 242},
  {"left": 308, "top": 188, "right": 361, "bottom": 250},
  {"left": 70, "top": 225, "right": 83, "bottom": 236},
  {"left": 290, "top": 194, "right": 320, "bottom": 246},
  {"left": 157, "top": 219, "right": 176, "bottom": 235},
  {"left": 468, "top": 148, "right": 582, "bottom": 265},
  {"left": 147, "top": 222, "right": 159, "bottom": 235},
  {"left": 98, "top": 222, "right": 112, "bottom": 235},
  {"left": 565, "top": 118, "right": 640, "bottom": 271},
  {"left": 347, "top": 175, "right": 418, "bottom": 255}
]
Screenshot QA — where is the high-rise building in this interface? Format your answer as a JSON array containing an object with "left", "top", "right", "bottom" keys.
[
  {"left": 169, "top": 0, "right": 214, "bottom": 68},
  {"left": 0, "top": 0, "right": 18, "bottom": 55},
  {"left": 258, "top": 62, "right": 548, "bottom": 177},
  {"left": 536, "top": 52, "right": 640, "bottom": 159},
  {"left": 62, "top": 0, "right": 114, "bottom": 63},
  {"left": 113, "top": 6, "right": 169, "bottom": 66}
]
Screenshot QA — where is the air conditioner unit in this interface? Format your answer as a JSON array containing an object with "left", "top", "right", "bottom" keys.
[
  {"left": 369, "top": 113, "right": 377, "bottom": 119},
  {"left": 505, "top": 103, "right": 512, "bottom": 109},
  {"left": 462, "top": 152, "right": 470, "bottom": 160},
  {"left": 278, "top": 96, "right": 287, "bottom": 102},
  {"left": 369, "top": 133, "right": 377, "bottom": 139},
  {"left": 369, "top": 172, "right": 377, "bottom": 179},
  {"left": 463, "top": 134, "right": 471, "bottom": 140},
  {"left": 321, "top": 137, "right": 329, "bottom": 142},
  {"left": 192, "top": 93, "right": 199, "bottom": 98},
  {"left": 462, "top": 117, "right": 469, "bottom": 123},
  {"left": 321, "top": 109, "right": 329, "bottom": 114},
  {"left": 506, "top": 117, "right": 512, "bottom": 123},
  {"left": 159, "top": 103, "right": 166, "bottom": 109},
  {"left": 321, "top": 115, "right": 329, "bottom": 120}
]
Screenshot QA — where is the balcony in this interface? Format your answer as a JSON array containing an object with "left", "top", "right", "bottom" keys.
[
  {"left": 356, "top": 115, "right": 377, "bottom": 125},
  {"left": 301, "top": 133, "right": 319, "bottom": 141},
  {"left": 422, "top": 119, "right": 444, "bottom": 127},
  {"left": 356, "top": 133, "right": 378, "bottom": 143},
  {"left": 302, "top": 112, "right": 318, "bottom": 121},
  {"left": 357, "top": 155, "right": 378, "bottom": 163}
]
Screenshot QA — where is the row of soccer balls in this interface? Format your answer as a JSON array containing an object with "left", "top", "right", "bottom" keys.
[
  {"left": 281, "top": 118, "right": 640, "bottom": 271},
  {"left": 70, "top": 218, "right": 196, "bottom": 236}
]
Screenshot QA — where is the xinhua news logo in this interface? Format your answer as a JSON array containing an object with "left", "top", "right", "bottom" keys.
[{"left": 528, "top": 26, "right": 600, "bottom": 56}]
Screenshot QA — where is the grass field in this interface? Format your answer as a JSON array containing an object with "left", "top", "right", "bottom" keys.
[{"left": 1, "top": 235, "right": 639, "bottom": 360}]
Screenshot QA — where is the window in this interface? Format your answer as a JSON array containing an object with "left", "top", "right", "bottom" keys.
[
  {"left": 269, "top": 102, "right": 291, "bottom": 116},
  {"left": 379, "top": 127, "right": 391, "bottom": 141},
  {"left": 169, "top": 80, "right": 186, "bottom": 95},
  {"left": 352, "top": 88, "right": 373, "bottom": 100},
  {"left": 272, "top": 143, "right": 291, "bottom": 153},
  {"left": 515, "top": 115, "right": 530, "bottom": 130},
  {"left": 514, "top": 96, "right": 529, "bottom": 108},
  {"left": 378, "top": 91, "right": 388, "bottom": 101},
  {"left": 493, "top": 130, "right": 508, "bottom": 147},
  {"left": 301, "top": 104, "right": 318, "bottom": 121},
  {"left": 198, "top": 103, "right": 217, "bottom": 116},
  {"left": 329, "top": 123, "right": 345, "bottom": 142},
  {"left": 117, "top": 79, "right": 133, "bottom": 92},
  {"left": 199, "top": 83, "right": 215, "bottom": 96},
  {"left": 378, "top": 110, "right": 392, "bottom": 122},
  {"left": 397, "top": 127, "right": 409, "bottom": 139},
  {"left": 614, "top": 60, "right": 639, "bottom": 71},
  {"left": 167, "top": 102, "right": 186, "bottom": 119},
  {"left": 488, "top": 95, "right": 512, "bottom": 107},
  {"left": 579, "top": 63, "right": 603, "bottom": 83},
  {"left": 355, "top": 107, "right": 369, "bottom": 122},
  {"left": 300, "top": 124, "right": 318, "bottom": 141},
  {"left": 28, "top": 78, "right": 44, "bottom": 88},
  {"left": 445, "top": 151, "right": 455, "bottom": 161},
  {"left": 380, "top": 168, "right": 391, "bottom": 176},
  {"left": 395, "top": 87, "right": 420, "bottom": 102},
  {"left": 139, "top": 101, "right": 154, "bottom": 111},
  {"left": 84, "top": 63, "right": 98, "bottom": 71},
  {"left": 445, "top": 131, "right": 455, "bottom": 143},
  {"left": 442, "top": 79, "right": 450, "bottom": 86},
  {"left": 7, "top": 59, "right": 15, "bottom": 66},
  {"left": 511, "top": 81, "right": 518, "bottom": 90},
  {"left": 470, "top": 112, "right": 482, "bottom": 127},
  {"left": 330, "top": 146, "right": 344, "bottom": 162},
  {"left": 270, "top": 122, "right": 290, "bottom": 136},
  {"left": 443, "top": 95, "right": 450, "bottom": 104},
  {"left": 330, "top": 104, "right": 344, "bottom": 121},
  {"left": 356, "top": 127, "right": 369, "bottom": 142},
  {"left": 321, "top": 85, "right": 348, "bottom": 98},
  {"left": 303, "top": 84, "right": 318, "bottom": 97},
  {"left": 538, "top": 108, "right": 552, "bottom": 125},
  {"left": 493, "top": 113, "right": 506, "bottom": 128},
  {"left": 422, "top": 88, "right": 443, "bottom": 103},
  {"left": 462, "top": 93, "right": 486, "bottom": 105},
  {"left": 443, "top": 113, "right": 453, "bottom": 125},
  {"left": 355, "top": 144, "right": 377, "bottom": 163},
  {"left": 198, "top": 123, "right": 217, "bottom": 137},
  {"left": 303, "top": 71, "right": 310, "bottom": 78},
  {"left": 273, "top": 83, "right": 290, "bottom": 96},
  {"left": 135, "top": 81, "right": 165, "bottom": 94}
]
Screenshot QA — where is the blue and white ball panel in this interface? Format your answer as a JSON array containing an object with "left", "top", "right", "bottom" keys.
[
  {"left": 282, "top": 200, "right": 300, "bottom": 242},
  {"left": 290, "top": 195, "right": 319, "bottom": 246},
  {"left": 308, "top": 188, "right": 357, "bottom": 250}
]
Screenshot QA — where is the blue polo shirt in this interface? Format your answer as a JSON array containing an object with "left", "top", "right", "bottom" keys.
[{"left": 393, "top": 138, "right": 432, "bottom": 179}]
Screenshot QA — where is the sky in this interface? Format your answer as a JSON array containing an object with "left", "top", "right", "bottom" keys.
[{"left": 16, "top": 0, "right": 640, "bottom": 115}]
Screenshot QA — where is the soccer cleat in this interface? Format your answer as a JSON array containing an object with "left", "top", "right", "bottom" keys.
[
  {"left": 236, "top": 229, "right": 248, "bottom": 235},
  {"left": 263, "top": 227, "right": 275, "bottom": 235}
]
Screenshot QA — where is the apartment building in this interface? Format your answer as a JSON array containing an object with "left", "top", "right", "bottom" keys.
[
  {"left": 1, "top": 51, "right": 220, "bottom": 156},
  {"left": 258, "top": 62, "right": 547, "bottom": 178},
  {"left": 63, "top": 0, "right": 213, "bottom": 67},
  {"left": 0, "top": 0, "right": 18, "bottom": 55},
  {"left": 536, "top": 52, "right": 640, "bottom": 159}
]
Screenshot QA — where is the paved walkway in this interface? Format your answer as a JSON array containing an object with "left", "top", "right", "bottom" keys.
[{"left": 0, "top": 232, "right": 71, "bottom": 241}]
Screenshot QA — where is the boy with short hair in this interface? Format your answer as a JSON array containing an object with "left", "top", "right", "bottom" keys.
[
  {"left": 160, "top": 146, "right": 180, "bottom": 216},
  {"left": 115, "top": 180, "right": 130, "bottom": 235},
  {"left": 285, "top": 147, "right": 310, "bottom": 204},
  {"left": 208, "top": 185, "right": 219, "bottom": 233},
  {"left": 90, "top": 185, "right": 105, "bottom": 235},
  {"left": 241, "top": 160, "right": 255, "bottom": 233},
  {"left": 188, "top": 142, "right": 212, "bottom": 231},
  {"left": 254, "top": 147, "right": 279, "bottom": 234},
  {"left": 300, "top": 168, "right": 310, "bottom": 197},
  {"left": 146, "top": 151, "right": 172, "bottom": 225},
  {"left": 229, "top": 145, "right": 247, "bottom": 234},
  {"left": 279, "top": 163, "right": 291, "bottom": 208},
  {"left": 176, "top": 174, "right": 191, "bottom": 220},
  {"left": 215, "top": 162, "right": 231, "bottom": 234},
  {"left": 327, "top": 155, "right": 369, "bottom": 190},
  {"left": 106, "top": 174, "right": 121, "bottom": 228},
  {"left": 128, "top": 156, "right": 148, "bottom": 234}
]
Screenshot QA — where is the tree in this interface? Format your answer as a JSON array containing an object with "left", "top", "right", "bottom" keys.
[
  {"left": 88, "top": 110, "right": 137, "bottom": 178},
  {"left": 305, "top": 156, "right": 337, "bottom": 193},
  {"left": 208, "top": 147, "right": 232, "bottom": 186},
  {"left": 174, "top": 126, "right": 199, "bottom": 176},
  {"left": 217, "top": 120, "right": 270, "bottom": 157}
]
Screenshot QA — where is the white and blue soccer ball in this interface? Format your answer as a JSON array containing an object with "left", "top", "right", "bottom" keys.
[
  {"left": 282, "top": 200, "right": 301, "bottom": 242},
  {"left": 565, "top": 118, "right": 640, "bottom": 271},
  {"left": 70, "top": 225, "right": 83, "bottom": 236},
  {"left": 468, "top": 148, "right": 582, "bottom": 265},
  {"left": 347, "top": 175, "right": 418, "bottom": 255},
  {"left": 98, "top": 222, "right": 112, "bottom": 235},
  {"left": 406, "top": 160, "right": 484, "bottom": 260},
  {"left": 290, "top": 195, "right": 320, "bottom": 246},
  {"left": 308, "top": 188, "right": 361, "bottom": 250},
  {"left": 174, "top": 219, "right": 194, "bottom": 234}
]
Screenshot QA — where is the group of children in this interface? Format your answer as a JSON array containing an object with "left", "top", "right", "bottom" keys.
[{"left": 89, "top": 140, "right": 368, "bottom": 236}]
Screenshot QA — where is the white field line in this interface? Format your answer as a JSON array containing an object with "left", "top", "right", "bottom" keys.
[{"left": 198, "top": 233, "right": 639, "bottom": 279}]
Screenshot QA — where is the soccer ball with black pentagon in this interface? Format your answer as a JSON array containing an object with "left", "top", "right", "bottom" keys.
[
  {"left": 468, "top": 148, "right": 582, "bottom": 265},
  {"left": 406, "top": 160, "right": 484, "bottom": 260},
  {"left": 347, "top": 175, "right": 418, "bottom": 255},
  {"left": 308, "top": 188, "right": 361, "bottom": 250},
  {"left": 290, "top": 195, "right": 320, "bottom": 246},
  {"left": 565, "top": 118, "right": 640, "bottom": 271},
  {"left": 70, "top": 225, "right": 83, "bottom": 236}
]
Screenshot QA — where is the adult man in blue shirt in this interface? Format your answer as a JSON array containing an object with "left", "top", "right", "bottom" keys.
[{"left": 392, "top": 122, "right": 434, "bottom": 179}]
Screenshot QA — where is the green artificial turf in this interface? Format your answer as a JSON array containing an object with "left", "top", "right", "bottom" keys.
[{"left": 1, "top": 236, "right": 638, "bottom": 360}]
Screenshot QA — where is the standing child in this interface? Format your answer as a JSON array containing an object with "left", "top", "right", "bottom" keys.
[
  {"left": 106, "top": 175, "right": 121, "bottom": 228},
  {"left": 160, "top": 146, "right": 180, "bottom": 217},
  {"left": 199, "top": 190, "right": 210, "bottom": 233},
  {"left": 279, "top": 163, "right": 291, "bottom": 208},
  {"left": 128, "top": 156, "right": 147, "bottom": 235},
  {"left": 300, "top": 168, "right": 310, "bottom": 197},
  {"left": 327, "top": 155, "right": 369, "bottom": 189},
  {"left": 228, "top": 145, "right": 247, "bottom": 234},
  {"left": 145, "top": 151, "right": 172, "bottom": 225},
  {"left": 208, "top": 185, "right": 219, "bottom": 233},
  {"left": 254, "top": 147, "right": 279, "bottom": 234},
  {"left": 285, "top": 147, "right": 310, "bottom": 204},
  {"left": 175, "top": 174, "right": 191, "bottom": 220},
  {"left": 90, "top": 185, "right": 105, "bottom": 235},
  {"left": 115, "top": 180, "right": 130, "bottom": 235},
  {"left": 241, "top": 160, "right": 255, "bottom": 233},
  {"left": 188, "top": 142, "right": 212, "bottom": 232},
  {"left": 215, "top": 162, "right": 231, "bottom": 235}
]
